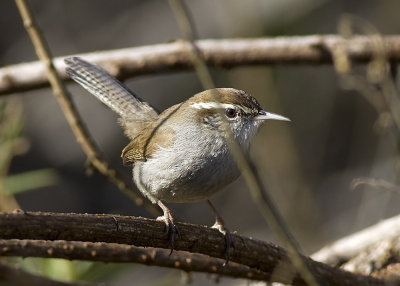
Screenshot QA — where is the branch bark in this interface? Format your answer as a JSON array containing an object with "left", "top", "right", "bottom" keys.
[
  {"left": 312, "top": 213, "right": 400, "bottom": 266},
  {"left": 0, "top": 239, "right": 270, "bottom": 281},
  {"left": 0, "top": 211, "right": 387, "bottom": 286},
  {"left": 311, "top": 214, "right": 400, "bottom": 280},
  {"left": 2, "top": 35, "right": 400, "bottom": 95}
]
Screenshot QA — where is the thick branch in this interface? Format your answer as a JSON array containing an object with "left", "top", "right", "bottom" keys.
[
  {"left": 2, "top": 35, "right": 400, "bottom": 95},
  {"left": 0, "top": 239, "right": 269, "bottom": 281},
  {"left": 0, "top": 211, "right": 386, "bottom": 286},
  {"left": 311, "top": 215, "right": 400, "bottom": 281},
  {"left": 312, "top": 214, "right": 400, "bottom": 266}
]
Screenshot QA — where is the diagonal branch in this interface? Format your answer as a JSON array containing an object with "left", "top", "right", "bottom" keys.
[
  {"left": 13, "top": 0, "right": 160, "bottom": 216},
  {"left": 0, "top": 211, "right": 386, "bottom": 286},
  {"left": 168, "top": 1, "right": 318, "bottom": 285},
  {"left": 2, "top": 35, "right": 400, "bottom": 95}
]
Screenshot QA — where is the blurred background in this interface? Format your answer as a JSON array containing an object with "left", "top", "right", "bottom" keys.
[{"left": 1, "top": 0, "right": 400, "bottom": 285}]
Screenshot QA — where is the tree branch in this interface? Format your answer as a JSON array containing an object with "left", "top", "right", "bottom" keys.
[
  {"left": 311, "top": 214, "right": 400, "bottom": 282},
  {"left": 168, "top": 1, "right": 318, "bottom": 285},
  {"left": 0, "top": 211, "right": 387, "bottom": 286},
  {"left": 312, "top": 214, "right": 400, "bottom": 266},
  {"left": 0, "top": 239, "right": 270, "bottom": 281},
  {"left": 2, "top": 35, "right": 400, "bottom": 96},
  {"left": 13, "top": 0, "right": 160, "bottom": 216}
]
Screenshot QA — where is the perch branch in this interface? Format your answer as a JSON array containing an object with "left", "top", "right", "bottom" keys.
[
  {"left": 13, "top": 0, "right": 160, "bottom": 216},
  {"left": 0, "top": 211, "right": 387, "bottom": 286},
  {"left": 2, "top": 35, "right": 400, "bottom": 95}
]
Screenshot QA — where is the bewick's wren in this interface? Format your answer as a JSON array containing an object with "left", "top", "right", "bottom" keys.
[{"left": 64, "top": 57, "right": 289, "bottom": 260}]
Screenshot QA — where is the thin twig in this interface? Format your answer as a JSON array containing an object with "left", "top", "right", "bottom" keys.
[
  {"left": 3, "top": 36, "right": 400, "bottom": 95},
  {"left": 0, "top": 211, "right": 386, "bottom": 286},
  {"left": 351, "top": 177, "right": 400, "bottom": 194},
  {"left": 168, "top": 1, "right": 319, "bottom": 285},
  {"left": 0, "top": 239, "right": 270, "bottom": 281},
  {"left": 334, "top": 15, "right": 400, "bottom": 135},
  {"left": 13, "top": 0, "right": 160, "bottom": 216}
]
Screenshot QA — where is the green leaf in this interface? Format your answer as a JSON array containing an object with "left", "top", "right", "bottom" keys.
[{"left": 3, "top": 168, "right": 59, "bottom": 195}]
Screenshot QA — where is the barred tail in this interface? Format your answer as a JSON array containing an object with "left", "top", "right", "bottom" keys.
[{"left": 64, "top": 57, "right": 157, "bottom": 120}]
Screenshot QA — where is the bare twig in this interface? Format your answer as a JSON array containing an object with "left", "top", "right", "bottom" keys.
[
  {"left": 13, "top": 0, "right": 160, "bottom": 216},
  {"left": 168, "top": 1, "right": 318, "bottom": 285},
  {"left": 0, "top": 239, "right": 270, "bottom": 281},
  {"left": 0, "top": 261, "right": 98, "bottom": 286},
  {"left": 351, "top": 177, "right": 400, "bottom": 194},
  {"left": 0, "top": 211, "right": 386, "bottom": 286},
  {"left": 333, "top": 15, "right": 400, "bottom": 134},
  {"left": 3, "top": 36, "right": 400, "bottom": 95}
]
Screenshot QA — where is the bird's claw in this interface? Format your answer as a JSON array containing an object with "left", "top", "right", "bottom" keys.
[
  {"left": 157, "top": 208, "right": 179, "bottom": 255},
  {"left": 212, "top": 220, "right": 234, "bottom": 265}
]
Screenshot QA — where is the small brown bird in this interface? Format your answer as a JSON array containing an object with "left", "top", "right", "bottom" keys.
[{"left": 65, "top": 57, "right": 290, "bottom": 261}]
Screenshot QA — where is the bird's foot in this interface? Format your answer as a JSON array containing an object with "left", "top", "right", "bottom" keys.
[
  {"left": 207, "top": 200, "right": 234, "bottom": 265},
  {"left": 211, "top": 218, "right": 234, "bottom": 266},
  {"left": 157, "top": 201, "right": 179, "bottom": 254}
]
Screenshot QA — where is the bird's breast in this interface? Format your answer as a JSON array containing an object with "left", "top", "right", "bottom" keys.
[{"left": 132, "top": 132, "right": 240, "bottom": 203}]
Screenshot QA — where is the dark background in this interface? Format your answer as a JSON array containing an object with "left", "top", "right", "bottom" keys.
[{"left": 1, "top": 0, "right": 400, "bottom": 285}]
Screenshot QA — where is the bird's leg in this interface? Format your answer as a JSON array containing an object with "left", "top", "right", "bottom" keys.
[
  {"left": 206, "top": 199, "right": 233, "bottom": 265},
  {"left": 156, "top": 200, "right": 179, "bottom": 254}
]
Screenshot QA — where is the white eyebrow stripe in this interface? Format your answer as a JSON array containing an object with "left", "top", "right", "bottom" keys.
[
  {"left": 190, "top": 102, "right": 254, "bottom": 114},
  {"left": 190, "top": 102, "right": 232, "bottom": 110}
]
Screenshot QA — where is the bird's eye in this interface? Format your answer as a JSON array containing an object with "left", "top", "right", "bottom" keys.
[{"left": 225, "top": 108, "right": 237, "bottom": 118}]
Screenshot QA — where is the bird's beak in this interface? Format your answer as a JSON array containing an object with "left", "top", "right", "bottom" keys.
[{"left": 256, "top": 110, "right": 291, "bottom": 122}]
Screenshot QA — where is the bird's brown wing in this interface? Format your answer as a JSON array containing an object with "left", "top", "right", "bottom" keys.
[{"left": 121, "top": 121, "right": 176, "bottom": 165}]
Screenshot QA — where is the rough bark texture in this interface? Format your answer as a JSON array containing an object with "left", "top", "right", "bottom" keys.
[
  {"left": 0, "top": 239, "right": 270, "bottom": 281},
  {"left": 0, "top": 211, "right": 387, "bottom": 286}
]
